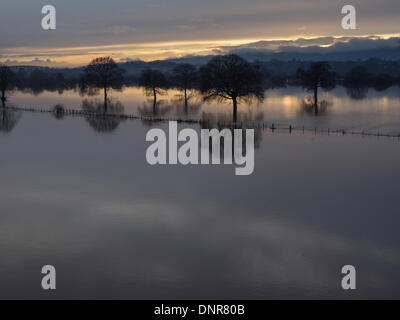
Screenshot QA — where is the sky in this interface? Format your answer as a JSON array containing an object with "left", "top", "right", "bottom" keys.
[{"left": 0, "top": 0, "right": 399, "bottom": 67}]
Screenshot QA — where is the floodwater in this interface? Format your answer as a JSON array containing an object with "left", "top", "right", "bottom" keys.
[
  {"left": 0, "top": 87, "right": 400, "bottom": 299},
  {"left": 8, "top": 85, "right": 400, "bottom": 134}
]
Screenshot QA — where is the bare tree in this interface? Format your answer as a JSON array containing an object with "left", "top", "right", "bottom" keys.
[
  {"left": 0, "top": 64, "right": 14, "bottom": 106},
  {"left": 296, "top": 62, "right": 336, "bottom": 115},
  {"left": 139, "top": 69, "right": 167, "bottom": 114},
  {"left": 82, "top": 57, "right": 124, "bottom": 112},
  {"left": 172, "top": 64, "right": 197, "bottom": 114},
  {"left": 200, "top": 54, "right": 264, "bottom": 123},
  {"left": 343, "top": 66, "right": 371, "bottom": 87}
]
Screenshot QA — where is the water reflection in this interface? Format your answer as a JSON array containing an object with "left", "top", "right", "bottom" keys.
[
  {"left": 200, "top": 110, "right": 264, "bottom": 150},
  {"left": 201, "top": 109, "right": 264, "bottom": 125},
  {"left": 137, "top": 94, "right": 203, "bottom": 120},
  {"left": 6, "top": 86, "right": 400, "bottom": 136},
  {"left": 345, "top": 87, "right": 369, "bottom": 100},
  {"left": 0, "top": 109, "right": 21, "bottom": 133},
  {"left": 298, "top": 96, "right": 332, "bottom": 116},
  {"left": 1, "top": 107, "right": 400, "bottom": 299},
  {"left": 171, "top": 93, "right": 203, "bottom": 117},
  {"left": 82, "top": 99, "right": 126, "bottom": 133},
  {"left": 52, "top": 104, "right": 66, "bottom": 120},
  {"left": 78, "top": 83, "right": 99, "bottom": 97},
  {"left": 0, "top": 106, "right": 22, "bottom": 133},
  {"left": 138, "top": 99, "right": 173, "bottom": 119}
]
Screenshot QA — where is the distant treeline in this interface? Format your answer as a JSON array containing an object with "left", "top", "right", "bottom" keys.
[
  {"left": 10, "top": 68, "right": 78, "bottom": 94},
  {"left": 8, "top": 57, "right": 400, "bottom": 94}
]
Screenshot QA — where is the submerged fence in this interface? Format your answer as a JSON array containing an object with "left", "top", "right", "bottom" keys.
[{"left": 4, "top": 105, "right": 400, "bottom": 141}]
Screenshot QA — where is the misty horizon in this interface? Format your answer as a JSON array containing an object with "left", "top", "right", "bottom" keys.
[{"left": 1, "top": 35, "right": 399, "bottom": 69}]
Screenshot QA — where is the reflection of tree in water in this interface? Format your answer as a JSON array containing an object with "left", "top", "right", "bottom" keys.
[
  {"left": 52, "top": 104, "right": 66, "bottom": 120},
  {"left": 200, "top": 111, "right": 263, "bottom": 153},
  {"left": 298, "top": 96, "right": 331, "bottom": 116},
  {"left": 20, "top": 87, "right": 45, "bottom": 96},
  {"left": 137, "top": 100, "right": 174, "bottom": 127},
  {"left": 78, "top": 82, "right": 101, "bottom": 97},
  {"left": 0, "top": 107, "right": 22, "bottom": 133},
  {"left": 171, "top": 93, "right": 202, "bottom": 117},
  {"left": 201, "top": 108, "right": 264, "bottom": 126},
  {"left": 138, "top": 93, "right": 203, "bottom": 121},
  {"left": 138, "top": 99, "right": 173, "bottom": 117},
  {"left": 82, "top": 99, "right": 125, "bottom": 133},
  {"left": 346, "top": 87, "right": 369, "bottom": 100}
]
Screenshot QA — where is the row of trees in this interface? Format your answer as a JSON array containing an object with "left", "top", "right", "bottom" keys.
[
  {"left": 81, "top": 55, "right": 265, "bottom": 122},
  {"left": 0, "top": 57, "right": 347, "bottom": 120},
  {"left": 1, "top": 55, "right": 399, "bottom": 120},
  {"left": 1, "top": 55, "right": 266, "bottom": 122},
  {"left": 343, "top": 66, "right": 397, "bottom": 90}
]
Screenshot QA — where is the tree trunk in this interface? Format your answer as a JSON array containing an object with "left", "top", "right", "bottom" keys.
[
  {"left": 184, "top": 87, "right": 188, "bottom": 115},
  {"left": 153, "top": 88, "right": 157, "bottom": 116},
  {"left": 104, "top": 86, "right": 108, "bottom": 113},
  {"left": 314, "top": 86, "right": 319, "bottom": 115},
  {"left": 232, "top": 97, "right": 238, "bottom": 123},
  {"left": 1, "top": 88, "right": 5, "bottom": 105}
]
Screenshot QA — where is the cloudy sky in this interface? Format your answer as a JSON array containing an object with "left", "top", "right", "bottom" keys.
[{"left": 0, "top": 0, "right": 399, "bottom": 66}]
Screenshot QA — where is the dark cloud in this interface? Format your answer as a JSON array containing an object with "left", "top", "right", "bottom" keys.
[
  {"left": 224, "top": 36, "right": 400, "bottom": 55},
  {"left": 0, "top": 0, "right": 399, "bottom": 65},
  {"left": 0, "top": 0, "right": 399, "bottom": 49}
]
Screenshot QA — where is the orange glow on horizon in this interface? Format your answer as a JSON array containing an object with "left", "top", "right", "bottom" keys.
[{"left": 1, "top": 33, "right": 399, "bottom": 67}]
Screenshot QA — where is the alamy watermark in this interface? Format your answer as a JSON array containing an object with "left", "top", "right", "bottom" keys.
[
  {"left": 342, "top": 265, "right": 357, "bottom": 290},
  {"left": 41, "top": 265, "right": 56, "bottom": 290},
  {"left": 41, "top": 5, "right": 56, "bottom": 30},
  {"left": 146, "top": 121, "right": 255, "bottom": 176},
  {"left": 40, "top": 4, "right": 356, "bottom": 32},
  {"left": 342, "top": 5, "right": 357, "bottom": 30}
]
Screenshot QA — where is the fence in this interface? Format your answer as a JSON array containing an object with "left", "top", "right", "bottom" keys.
[{"left": 4, "top": 105, "right": 400, "bottom": 141}]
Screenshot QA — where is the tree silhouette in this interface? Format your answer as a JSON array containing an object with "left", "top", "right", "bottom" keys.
[
  {"left": 82, "top": 99, "right": 125, "bottom": 133},
  {"left": 82, "top": 57, "right": 124, "bottom": 113},
  {"left": 299, "top": 97, "right": 331, "bottom": 115},
  {"left": 52, "top": 104, "right": 66, "bottom": 120},
  {"left": 343, "top": 66, "right": 372, "bottom": 100},
  {"left": 139, "top": 69, "right": 167, "bottom": 114},
  {"left": 296, "top": 62, "right": 336, "bottom": 115},
  {"left": 372, "top": 74, "right": 394, "bottom": 91},
  {"left": 200, "top": 54, "right": 264, "bottom": 123},
  {"left": 0, "top": 108, "right": 21, "bottom": 133},
  {"left": 0, "top": 64, "right": 14, "bottom": 105},
  {"left": 343, "top": 66, "right": 371, "bottom": 88},
  {"left": 172, "top": 64, "right": 197, "bottom": 114},
  {"left": 138, "top": 101, "right": 174, "bottom": 126},
  {"left": 171, "top": 95, "right": 203, "bottom": 117},
  {"left": 346, "top": 87, "right": 369, "bottom": 100}
]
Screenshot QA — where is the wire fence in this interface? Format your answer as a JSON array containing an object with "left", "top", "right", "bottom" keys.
[{"left": 5, "top": 105, "right": 400, "bottom": 141}]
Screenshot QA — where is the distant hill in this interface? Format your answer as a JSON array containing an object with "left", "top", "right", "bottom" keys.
[
  {"left": 164, "top": 46, "right": 400, "bottom": 64},
  {"left": 232, "top": 47, "right": 400, "bottom": 62},
  {"left": 9, "top": 46, "right": 400, "bottom": 80}
]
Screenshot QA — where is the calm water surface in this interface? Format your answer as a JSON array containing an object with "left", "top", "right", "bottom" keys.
[
  {"left": 8, "top": 86, "right": 400, "bottom": 134},
  {"left": 0, "top": 87, "right": 400, "bottom": 299}
]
